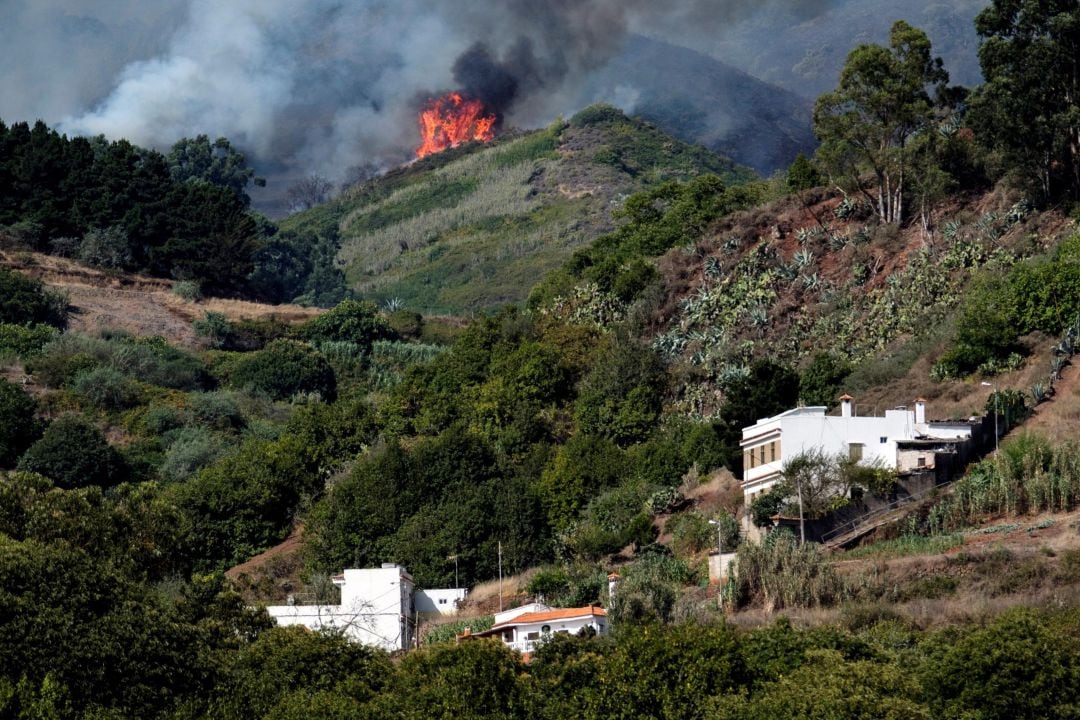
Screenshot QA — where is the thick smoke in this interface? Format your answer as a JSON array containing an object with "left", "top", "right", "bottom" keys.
[{"left": 1, "top": 0, "right": 832, "bottom": 213}]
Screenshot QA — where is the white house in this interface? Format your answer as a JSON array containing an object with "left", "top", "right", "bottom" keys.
[
  {"left": 740, "top": 395, "right": 974, "bottom": 510},
  {"left": 264, "top": 564, "right": 464, "bottom": 652},
  {"left": 414, "top": 587, "right": 469, "bottom": 617},
  {"left": 471, "top": 604, "right": 608, "bottom": 655}
]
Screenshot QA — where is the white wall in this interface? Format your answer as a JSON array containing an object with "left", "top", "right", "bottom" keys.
[
  {"left": 414, "top": 588, "right": 467, "bottom": 616},
  {"left": 264, "top": 565, "right": 416, "bottom": 652}
]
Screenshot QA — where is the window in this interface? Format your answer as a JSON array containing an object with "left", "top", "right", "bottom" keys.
[
  {"left": 744, "top": 451, "right": 753, "bottom": 469},
  {"left": 770, "top": 441, "right": 776, "bottom": 463},
  {"left": 541, "top": 625, "right": 551, "bottom": 634},
  {"left": 917, "top": 456, "right": 926, "bottom": 467},
  {"left": 526, "top": 631, "right": 540, "bottom": 640},
  {"left": 880, "top": 436, "right": 888, "bottom": 444},
  {"left": 759, "top": 445, "right": 766, "bottom": 465},
  {"left": 849, "top": 443, "right": 864, "bottom": 461},
  {"left": 438, "top": 598, "right": 447, "bottom": 604}
]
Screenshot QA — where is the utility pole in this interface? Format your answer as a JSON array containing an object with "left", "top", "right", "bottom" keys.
[
  {"left": 498, "top": 541, "right": 503, "bottom": 612},
  {"left": 448, "top": 554, "right": 459, "bottom": 589},
  {"left": 981, "top": 382, "right": 999, "bottom": 452},
  {"left": 797, "top": 478, "right": 805, "bottom": 545}
]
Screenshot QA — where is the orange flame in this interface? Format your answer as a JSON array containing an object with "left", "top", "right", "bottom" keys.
[{"left": 416, "top": 92, "right": 496, "bottom": 158}]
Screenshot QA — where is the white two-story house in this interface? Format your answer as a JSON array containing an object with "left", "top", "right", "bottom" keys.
[
  {"left": 740, "top": 395, "right": 974, "bottom": 513},
  {"left": 264, "top": 564, "right": 467, "bottom": 652}
]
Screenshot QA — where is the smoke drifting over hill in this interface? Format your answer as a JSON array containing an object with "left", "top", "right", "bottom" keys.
[{"left": 1, "top": 0, "right": 829, "bottom": 208}]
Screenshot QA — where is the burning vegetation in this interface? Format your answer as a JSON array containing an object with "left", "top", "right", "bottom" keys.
[{"left": 416, "top": 92, "right": 497, "bottom": 158}]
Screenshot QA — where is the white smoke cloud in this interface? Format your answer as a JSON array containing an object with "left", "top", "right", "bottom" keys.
[{"left": 3, "top": 0, "right": 835, "bottom": 214}]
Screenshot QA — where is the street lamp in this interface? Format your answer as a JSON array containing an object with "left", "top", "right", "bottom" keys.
[
  {"left": 708, "top": 519, "right": 724, "bottom": 556},
  {"left": 981, "top": 381, "right": 999, "bottom": 452}
]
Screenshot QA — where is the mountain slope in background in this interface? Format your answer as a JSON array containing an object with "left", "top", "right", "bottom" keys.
[
  {"left": 280, "top": 108, "right": 752, "bottom": 315},
  {"left": 708, "top": 0, "right": 985, "bottom": 101},
  {"left": 582, "top": 35, "right": 817, "bottom": 175}
]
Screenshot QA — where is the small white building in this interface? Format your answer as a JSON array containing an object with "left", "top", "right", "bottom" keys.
[
  {"left": 264, "top": 564, "right": 464, "bottom": 652},
  {"left": 740, "top": 395, "right": 973, "bottom": 509},
  {"left": 414, "top": 587, "right": 469, "bottom": 617},
  {"left": 472, "top": 604, "right": 608, "bottom": 655}
]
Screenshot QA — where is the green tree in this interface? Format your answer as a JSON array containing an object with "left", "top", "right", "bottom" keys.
[
  {"left": 374, "top": 640, "right": 525, "bottom": 720},
  {"left": 172, "top": 434, "right": 320, "bottom": 569},
  {"left": 969, "top": 1, "right": 1080, "bottom": 201},
  {"left": 719, "top": 359, "right": 800, "bottom": 476},
  {"left": 799, "top": 352, "right": 852, "bottom": 408},
  {"left": 589, "top": 623, "right": 748, "bottom": 720},
  {"left": 153, "top": 181, "right": 264, "bottom": 293},
  {"left": 740, "top": 650, "right": 930, "bottom": 719},
  {"left": 16, "top": 415, "right": 125, "bottom": 489},
  {"left": 302, "top": 299, "right": 393, "bottom": 348},
  {"left": 78, "top": 225, "right": 131, "bottom": 269},
  {"left": 228, "top": 339, "right": 337, "bottom": 401},
  {"left": 921, "top": 609, "right": 1080, "bottom": 719},
  {"left": 0, "top": 380, "right": 41, "bottom": 467},
  {"left": 167, "top": 135, "right": 265, "bottom": 206},
  {"left": 787, "top": 153, "right": 821, "bottom": 192},
  {"left": 777, "top": 450, "right": 853, "bottom": 531},
  {"left": 0, "top": 268, "right": 67, "bottom": 328},
  {"left": 209, "top": 626, "right": 391, "bottom": 720},
  {"left": 538, "top": 434, "right": 626, "bottom": 532},
  {"left": 813, "top": 21, "right": 949, "bottom": 224},
  {"left": 574, "top": 338, "right": 666, "bottom": 446}
]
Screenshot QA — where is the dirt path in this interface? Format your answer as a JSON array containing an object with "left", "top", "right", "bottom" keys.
[{"left": 1013, "top": 356, "right": 1080, "bottom": 443}]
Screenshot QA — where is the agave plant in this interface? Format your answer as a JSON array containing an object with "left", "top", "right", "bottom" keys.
[
  {"left": 792, "top": 249, "right": 814, "bottom": 270},
  {"left": 942, "top": 220, "right": 963, "bottom": 241},
  {"left": 384, "top": 297, "right": 405, "bottom": 312},
  {"left": 833, "top": 196, "right": 859, "bottom": 220},
  {"left": 1030, "top": 381, "right": 1048, "bottom": 405},
  {"left": 801, "top": 273, "right": 821, "bottom": 291},
  {"left": 1005, "top": 199, "right": 1031, "bottom": 225},
  {"left": 749, "top": 305, "right": 769, "bottom": 328},
  {"left": 1051, "top": 356, "right": 1067, "bottom": 380},
  {"left": 828, "top": 233, "right": 848, "bottom": 252},
  {"left": 704, "top": 255, "right": 724, "bottom": 280}
]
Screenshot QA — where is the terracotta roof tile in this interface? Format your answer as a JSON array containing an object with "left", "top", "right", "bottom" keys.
[{"left": 483, "top": 605, "right": 606, "bottom": 631}]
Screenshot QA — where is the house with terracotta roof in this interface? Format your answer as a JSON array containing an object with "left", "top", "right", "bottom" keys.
[{"left": 471, "top": 604, "right": 608, "bottom": 655}]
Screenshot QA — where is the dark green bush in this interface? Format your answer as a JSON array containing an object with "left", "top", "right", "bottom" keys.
[
  {"left": 228, "top": 339, "right": 336, "bottom": 402},
  {"left": 301, "top": 299, "right": 393, "bottom": 348},
  {"left": 0, "top": 267, "right": 67, "bottom": 328},
  {"left": 0, "top": 380, "right": 42, "bottom": 466},
  {"left": 16, "top": 415, "right": 126, "bottom": 488},
  {"left": 70, "top": 366, "right": 141, "bottom": 412}
]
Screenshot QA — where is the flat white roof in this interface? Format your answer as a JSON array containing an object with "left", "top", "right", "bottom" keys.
[{"left": 742, "top": 406, "right": 827, "bottom": 434}]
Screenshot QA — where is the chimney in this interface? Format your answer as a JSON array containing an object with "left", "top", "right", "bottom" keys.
[
  {"left": 607, "top": 573, "right": 621, "bottom": 603},
  {"left": 839, "top": 394, "right": 854, "bottom": 418},
  {"left": 915, "top": 398, "right": 926, "bottom": 424}
]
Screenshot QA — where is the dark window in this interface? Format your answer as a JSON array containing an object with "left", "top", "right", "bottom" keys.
[
  {"left": 917, "top": 457, "right": 926, "bottom": 467},
  {"left": 880, "top": 436, "right": 888, "bottom": 444}
]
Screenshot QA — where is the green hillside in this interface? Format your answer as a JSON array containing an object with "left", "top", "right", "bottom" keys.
[{"left": 279, "top": 106, "right": 752, "bottom": 315}]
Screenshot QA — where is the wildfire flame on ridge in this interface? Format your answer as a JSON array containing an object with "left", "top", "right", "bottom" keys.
[{"left": 416, "top": 92, "right": 496, "bottom": 158}]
